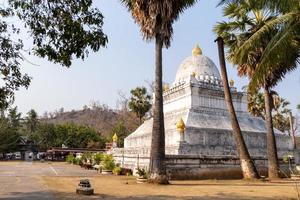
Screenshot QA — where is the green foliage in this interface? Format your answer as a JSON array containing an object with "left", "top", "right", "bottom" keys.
[
  {"left": 0, "top": 117, "right": 21, "bottom": 153},
  {"left": 26, "top": 109, "right": 38, "bottom": 133},
  {"left": 247, "top": 91, "right": 291, "bottom": 132},
  {"left": 297, "top": 104, "right": 300, "bottom": 110},
  {"left": 7, "top": 106, "right": 22, "bottom": 131},
  {"left": 31, "top": 122, "right": 106, "bottom": 150},
  {"left": 215, "top": 0, "right": 299, "bottom": 92},
  {"left": 101, "top": 154, "right": 115, "bottom": 170},
  {"left": 282, "top": 152, "right": 293, "bottom": 163},
  {"left": 93, "top": 153, "right": 103, "bottom": 165},
  {"left": 217, "top": 0, "right": 300, "bottom": 91},
  {"left": 0, "top": 0, "right": 108, "bottom": 109},
  {"left": 73, "top": 157, "right": 82, "bottom": 165},
  {"left": 136, "top": 167, "right": 148, "bottom": 179},
  {"left": 81, "top": 152, "right": 93, "bottom": 163},
  {"left": 113, "top": 166, "right": 122, "bottom": 175},
  {"left": 66, "top": 154, "right": 75, "bottom": 164},
  {"left": 128, "top": 87, "right": 151, "bottom": 124}
]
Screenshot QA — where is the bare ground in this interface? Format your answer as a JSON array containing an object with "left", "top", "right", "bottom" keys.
[
  {"left": 41, "top": 175, "right": 298, "bottom": 200},
  {"left": 0, "top": 161, "right": 297, "bottom": 200}
]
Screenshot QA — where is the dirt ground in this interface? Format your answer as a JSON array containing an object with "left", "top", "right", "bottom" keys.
[
  {"left": 42, "top": 175, "right": 299, "bottom": 200},
  {"left": 1, "top": 161, "right": 298, "bottom": 200}
]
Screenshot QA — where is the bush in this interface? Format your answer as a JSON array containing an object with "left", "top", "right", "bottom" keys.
[
  {"left": 66, "top": 154, "right": 74, "bottom": 164},
  {"left": 93, "top": 153, "right": 103, "bottom": 165},
  {"left": 113, "top": 166, "right": 122, "bottom": 175},
  {"left": 73, "top": 157, "right": 82, "bottom": 165},
  {"left": 136, "top": 167, "right": 148, "bottom": 179},
  {"left": 81, "top": 152, "right": 93, "bottom": 164},
  {"left": 101, "top": 154, "right": 115, "bottom": 171},
  {"left": 283, "top": 152, "right": 293, "bottom": 163}
]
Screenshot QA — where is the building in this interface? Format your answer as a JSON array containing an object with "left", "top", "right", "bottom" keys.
[{"left": 113, "top": 45, "right": 293, "bottom": 179}]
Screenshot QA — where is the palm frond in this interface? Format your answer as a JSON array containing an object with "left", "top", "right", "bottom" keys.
[{"left": 120, "top": 0, "right": 197, "bottom": 48}]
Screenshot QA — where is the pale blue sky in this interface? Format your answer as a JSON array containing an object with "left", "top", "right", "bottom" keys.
[{"left": 14, "top": 0, "right": 300, "bottom": 116}]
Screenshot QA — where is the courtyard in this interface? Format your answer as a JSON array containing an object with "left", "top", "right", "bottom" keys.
[{"left": 0, "top": 161, "right": 297, "bottom": 200}]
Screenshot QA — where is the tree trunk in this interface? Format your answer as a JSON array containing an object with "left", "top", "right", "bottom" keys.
[
  {"left": 149, "top": 35, "right": 168, "bottom": 184},
  {"left": 215, "top": 37, "right": 259, "bottom": 179},
  {"left": 264, "top": 86, "right": 280, "bottom": 179},
  {"left": 288, "top": 112, "right": 296, "bottom": 150},
  {"left": 139, "top": 114, "right": 142, "bottom": 125}
]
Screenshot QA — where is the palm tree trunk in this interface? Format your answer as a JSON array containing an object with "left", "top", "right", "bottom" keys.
[
  {"left": 264, "top": 86, "right": 280, "bottom": 179},
  {"left": 288, "top": 112, "right": 296, "bottom": 150},
  {"left": 149, "top": 34, "right": 168, "bottom": 184},
  {"left": 215, "top": 37, "right": 259, "bottom": 179}
]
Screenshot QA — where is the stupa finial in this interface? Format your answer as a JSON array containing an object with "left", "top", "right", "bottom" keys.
[
  {"left": 112, "top": 133, "right": 118, "bottom": 142},
  {"left": 192, "top": 44, "right": 202, "bottom": 56}
]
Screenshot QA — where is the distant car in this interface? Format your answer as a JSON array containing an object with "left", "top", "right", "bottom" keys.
[
  {"left": 15, "top": 154, "right": 21, "bottom": 160},
  {"left": 14, "top": 152, "right": 21, "bottom": 160}
]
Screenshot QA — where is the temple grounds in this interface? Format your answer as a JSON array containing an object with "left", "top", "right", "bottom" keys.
[{"left": 0, "top": 161, "right": 298, "bottom": 200}]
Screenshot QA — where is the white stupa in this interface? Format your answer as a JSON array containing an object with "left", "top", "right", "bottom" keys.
[{"left": 113, "top": 45, "right": 292, "bottom": 179}]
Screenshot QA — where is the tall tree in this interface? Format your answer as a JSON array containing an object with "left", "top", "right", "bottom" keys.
[
  {"left": 248, "top": 91, "right": 291, "bottom": 133},
  {"left": 26, "top": 109, "right": 39, "bottom": 133},
  {"left": 121, "top": 0, "right": 197, "bottom": 184},
  {"left": 7, "top": 106, "right": 22, "bottom": 131},
  {"left": 218, "top": 0, "right": 300, "bottom": 90},
  {"left": 215, "top": 37, "right": 259, "bottom": 179},
  {"left": 0, "top": 118, "right": 20, "bottom": 157},
  {"left": 0, "top": 108, "right": 21, "bottom": 157},
  {"left": 214, "top": 0, "right": 298, "bottom": 179},
  {"left": 0, "top": 0, "right": 108, "bottom": 109},
  {"left": 128, "top": 87, "right": 151, "bottom": 125}
]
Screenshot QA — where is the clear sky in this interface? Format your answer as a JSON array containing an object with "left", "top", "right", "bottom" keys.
[{"left": 14, "top": 0, "right": 300, "bottom": 116}]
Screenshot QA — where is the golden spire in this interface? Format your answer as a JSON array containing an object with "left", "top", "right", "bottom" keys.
[
  {"left": 191, "top": 72, "right": 196, "bottom": 78},
  {"left": 229, "top": 79, "right": 235, "bottom": 87},
  {"left": 112, "top": 133, "right": 118, "bottom": 142},
  {"left": 176, "top": 118, "right": 185, "bottom": 133},
  {"left": 192, "top": 44, "right": 202, "bottom": 56},
  {"left": 163, "top": 84, "right": 169, "bottom": 92}
]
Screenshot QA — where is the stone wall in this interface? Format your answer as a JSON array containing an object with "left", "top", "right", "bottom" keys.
[{"left": 112, "top": 149, "right": 293, "bottom": 180}]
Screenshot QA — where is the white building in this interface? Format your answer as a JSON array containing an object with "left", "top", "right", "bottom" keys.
[{"left": 113, "top": 45, "right": 293, "bottom": 179}]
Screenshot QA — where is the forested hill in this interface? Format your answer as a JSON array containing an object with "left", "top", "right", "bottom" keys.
[{"left": 41, "top": 105, "right": 140, "bottom": 137}]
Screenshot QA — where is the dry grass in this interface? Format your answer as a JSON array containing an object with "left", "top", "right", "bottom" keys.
[{"left": 41, "top": 175, "right": 297, "bottom": 200}]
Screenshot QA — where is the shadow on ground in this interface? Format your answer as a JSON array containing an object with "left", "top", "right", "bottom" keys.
[{"left": 0, "top": 191, "right": 295, "bottom": 200}]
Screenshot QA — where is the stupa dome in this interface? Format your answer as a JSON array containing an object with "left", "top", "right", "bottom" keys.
[{"left": 174, "top": 45, "right": 221, "bottom": 84}]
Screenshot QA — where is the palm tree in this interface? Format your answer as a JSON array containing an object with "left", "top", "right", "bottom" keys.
[
  {"left": 218, "top": 0, "right": 300, "bottom": 90},
  {"left": 216, "top": 37, "right": 259, "bottom": 179},
  {"left": 247, "top": 90, "right": 291, "bottom": 133},
  {"left": 121, "top": 0, "right": 197, "bottom": 184},
  {"left": 215, "top": 0, "right": 299, "bottom": 179}
]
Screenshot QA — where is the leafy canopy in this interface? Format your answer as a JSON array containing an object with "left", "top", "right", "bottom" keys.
[
  {"left": 0, "top": 0, "right": 108, "bottom": 109},
  {"left": 247, "top": 90, "right": 291, "bottom": 132},
  {"left": 0, "top": 107, "right": 22, "bottom": 153},
  {"left": 215, "top": 0, "right": 299, "bottom": 91},
  {"left": 218, "top": 0, "right": 300, "bottom": 91},
  {"left": 128, "top": 87, "right": 151, "bottom": 123}
]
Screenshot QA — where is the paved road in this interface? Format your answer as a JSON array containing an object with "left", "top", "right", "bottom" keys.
[{"left": 0, "top": 161, "right": 99, "bottom": 199}]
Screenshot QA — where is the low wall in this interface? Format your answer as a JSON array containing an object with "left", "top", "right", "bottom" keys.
[{"left": 112, "top": 149, "right": 293, "bottom": 180}]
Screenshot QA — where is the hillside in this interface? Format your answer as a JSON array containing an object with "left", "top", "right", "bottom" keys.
[{"left": 42, "top": 105, "right": 140, "bottom": 137}]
